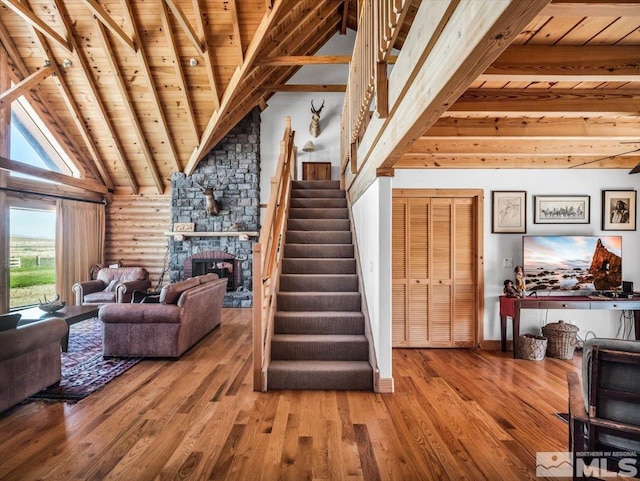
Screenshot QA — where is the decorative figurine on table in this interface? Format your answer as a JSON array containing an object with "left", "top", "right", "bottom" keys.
[
  {"left": 503, "top": 279, "right": 519, "bottom": 297},
  {"left": 514, "top": 265, "right": 526, "bottom": 297}
]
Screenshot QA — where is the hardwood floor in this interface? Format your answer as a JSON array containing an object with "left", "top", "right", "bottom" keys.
[{"left": 0, "top": 308, "right": 580, "bottom": 480}]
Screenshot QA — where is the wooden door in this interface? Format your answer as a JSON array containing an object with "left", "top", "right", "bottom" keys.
[
  {"left": 392, "top": 190, "right": 481, "bottom": 348},
  {"left": 302, "top": 162, "right": 331, "bottom": 180}
]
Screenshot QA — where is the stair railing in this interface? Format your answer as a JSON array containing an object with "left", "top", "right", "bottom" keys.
[{"left": 252, "top": 116, "right": 295, "bottom": 391}]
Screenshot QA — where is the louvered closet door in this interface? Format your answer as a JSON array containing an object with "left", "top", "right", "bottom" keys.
[{"left": 392, "top": 195, "right": 477, "bottom": 348}]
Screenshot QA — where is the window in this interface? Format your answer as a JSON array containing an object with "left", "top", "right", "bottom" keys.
[{"left": 9, "top": 206, "right": 56, "bottom": 309}]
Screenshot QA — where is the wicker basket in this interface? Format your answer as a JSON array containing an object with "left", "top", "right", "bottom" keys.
[
  {"left": 518, "top": 334, "right": 548, "bottom": 361},
  {"left": 542, "top": 320, "right": 579, "bottom": 359}
]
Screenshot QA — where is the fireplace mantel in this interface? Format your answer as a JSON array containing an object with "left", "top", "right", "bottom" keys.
[{"left": 165, "top": 231, "right": 259, "bottom": 241}]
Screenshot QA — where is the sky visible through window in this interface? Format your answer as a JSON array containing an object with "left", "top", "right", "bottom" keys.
[{"left": 10, "top": 208, "right": 55, "bottom": 239}]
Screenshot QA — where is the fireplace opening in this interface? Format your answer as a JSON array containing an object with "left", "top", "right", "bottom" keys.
[
  {"left": 192, "top": 260, "right": 234, "bottom": 291},
  {"left": 184, "top": 251, "right": 242, "bottom": 292}
]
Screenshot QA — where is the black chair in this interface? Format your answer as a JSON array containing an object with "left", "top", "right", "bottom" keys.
[{"left": 567, "top": 338, "right": 640, "bottom": 480}]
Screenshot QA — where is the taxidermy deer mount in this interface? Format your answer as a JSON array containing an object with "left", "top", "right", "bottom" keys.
[
  {"left": 309, "top": 99, "right": 325, "bottom": 138},
  {"left": 194, "top": 179, "right": 221, "bottom": 215}
]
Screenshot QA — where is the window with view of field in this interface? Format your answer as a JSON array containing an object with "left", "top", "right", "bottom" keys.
[{"left": 10, "top": 208, "right": 56, "bottom": 308}]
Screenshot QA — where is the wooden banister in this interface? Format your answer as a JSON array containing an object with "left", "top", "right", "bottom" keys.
[{"left": 252, "top": 116, "right": 295, "bottom": 391}]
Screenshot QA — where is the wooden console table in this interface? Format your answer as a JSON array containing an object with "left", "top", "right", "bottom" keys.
[{"left": 499, "top": 295, "right": 640, "bottom": 359}]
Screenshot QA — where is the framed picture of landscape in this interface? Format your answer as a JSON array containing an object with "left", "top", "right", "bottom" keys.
[
  {"left": 492, "top": 191, "right": 526, "bottom": 233},
  {"left": 534, "top": 195, "right": 590, "bottom": 224},
  {"left": 602, "top": 190, "right": 636, "bottom": 231}
]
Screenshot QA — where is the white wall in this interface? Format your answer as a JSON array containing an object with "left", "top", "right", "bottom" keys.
[
  {"left": 393, "top": 169, "right": 640, "bottom": 342},
  {"left": 351, "top": 177, "right": 392, "bottom": 380},
  {"left": 259, "top": 31, "right": 356, "bottom": 208}
]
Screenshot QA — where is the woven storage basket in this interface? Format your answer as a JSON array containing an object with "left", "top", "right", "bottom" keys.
[
  {"left": 542, "top": 320, "right": 579, "bottom": 360},
  {"left": 518, "top": 334, "right": 548, "bottom": 361}
]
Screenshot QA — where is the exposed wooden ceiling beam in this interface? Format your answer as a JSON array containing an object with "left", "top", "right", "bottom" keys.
[
  {"left": 408, "top": 139, "right": 640, "bottom": 156},
  {"left": 0, "top": 155, "right": 109, "bottom": 193},
  {"left": 0, "top": 65, "right": 54, "bottom": 110},
  {"left": 543, "top": 0, "right": 640, "bottom": 17},
  {"left": 57, "top": 0, "right": 136, "bottom": 193},
  {"left": 262, "top": 84, "right": 346, "bottom": 92},
  {"left": 341, "top": 0, "right": 350, "bottom": 35},
  {"left": 1, "top": 0, "right": 72, "bottom": 53},
  {"left": 160, "top": 0, "right": 199, "bottom": 146},
  {"left": 123, "top": 1, "right": 181, "bottom": 174},
  {"left": 349, "top": 0, "right": 553, "bottom": 201},
  {"left": 395, "top": 154, "right": 640, "bottom": 170},
  {"left": 423, "top": 117, "right": 640, "bottom": 140},
  {"left": 193, "top": 0, "right": 220, "bottom": 110},
  {"left": 448, "top": 88, "right": 640, "bottom": 115},
  {"left": 257, "top": 55, "right": 352, "bottom": 65},
  {"left": 81, "top": 0, "right": 136, "bottom": 51},
  {"left": 94, "top": 18, "right": 164, "bottom": 194},
  {"left": 164, "top": 0, "right": 205, "bottom": 57},
  {"left": 230, "top": 0, "right": 244, "bottom": 63},
  {"left": 185, "top": 0, "right": 290, "bottom": 175},
  {"left": 479, "top": 46, "right": 640, "bottom": 83}
]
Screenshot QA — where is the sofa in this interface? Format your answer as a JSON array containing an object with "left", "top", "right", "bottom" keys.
[
  {"left": 0, "top": 316, "right": 68, "bottom": 413},
  {"left": 73, "top": 267, "right": 151, "bottom": 305},
  {"left": 98, "top": 274, "right": 227, "bottom": 358}
]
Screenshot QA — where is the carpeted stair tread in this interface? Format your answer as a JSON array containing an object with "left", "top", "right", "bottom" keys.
[
  {"left": 287, "top": 219, "right": 350, "bottom": 231},
  {"left": 282, "top": 258, "right": 356, "bottom": 274},
  {"left": 286, "top": 231, "right": 352, "bottom": 244},
  {"left": 284, "top": 244, "right": 354, "bottom": 258},
  {"left": 267, "top": 360, "right": 373, "bottom": 390},
  {"left": 271, "top": 334, "right": 369, "bottom": 361},
  {"left": 275, "top": 311, "right": 364, "bottom": 335},
  {"left": 290, "top": 189, "right": 345, "bottom": 199},
  {"left": 292, "top": 180, "right": 341, "bottom": 190},
  {"left": 288, "top": 208, "right": 349, "bottom": 219},
  {"left": 277, "top": 292, "right": 361, "bottom": 311},
  {"left": 279, "top": 274, "right": 358, "bottom": 292},
  {"left": 290, "top": 198, "right": 347, "bottom": 208}
]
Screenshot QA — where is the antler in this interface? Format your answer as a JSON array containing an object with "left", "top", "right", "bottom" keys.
[{"left": 311, "top": 99, "right": 325, "bottom": 114}]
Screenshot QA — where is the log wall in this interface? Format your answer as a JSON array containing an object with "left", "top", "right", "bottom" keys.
[{"left": 105, "top": 193, "right": 171, "bottom": 290}]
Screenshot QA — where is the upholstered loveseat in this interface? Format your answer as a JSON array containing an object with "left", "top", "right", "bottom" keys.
[
  {"left": 98, "top": 274, "right": 227, "bottom": 358},
  {"left": 73, "top": 267, "right": 151, "bottom": 305},
  {"left": 0, "top": 316, "right": 68, "bottom": 413}
]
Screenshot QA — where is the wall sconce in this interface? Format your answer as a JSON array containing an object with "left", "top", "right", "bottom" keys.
[
  {"left": 189, "top": 57, "right": 199, "bottom": 67},
  {"left": 62, "top": 59, "right": 72, "bottom": 68},
  {"left": 302, "top": 141, "right": 316, "bottom": 153}
]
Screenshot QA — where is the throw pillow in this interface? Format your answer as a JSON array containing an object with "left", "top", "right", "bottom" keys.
[
  {"left": 0, "top": 313, "right": 22, "bottom": 331},
  {"left": 104, "top": 279, "right": 120, "bottom": 292}
]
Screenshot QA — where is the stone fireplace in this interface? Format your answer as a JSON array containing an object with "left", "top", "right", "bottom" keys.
[{"left": 168, "top": 108, "right": 260, "bottom": 307}]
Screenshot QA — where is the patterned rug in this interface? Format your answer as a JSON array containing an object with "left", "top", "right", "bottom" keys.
[{"left": 29, "top": 318, "right": 142, "bottom": 403}]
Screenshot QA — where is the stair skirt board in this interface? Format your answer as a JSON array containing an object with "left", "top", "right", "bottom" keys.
[
  {"left": 268, "top": 361, "right": 373, "bottom": 391},
  {"left": 266, "top": 180, "right": 374, "bottom": 391}
]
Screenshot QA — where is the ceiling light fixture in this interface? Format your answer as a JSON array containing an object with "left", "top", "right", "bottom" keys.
[
  {"left": 189, "top": 57, "right": 199, "bottom": 67},
  {"left": 62, "top": 59, "right": 72, "bottom": 68}
]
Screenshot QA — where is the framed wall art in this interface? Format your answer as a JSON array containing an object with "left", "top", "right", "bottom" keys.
[
  {"left": 492, "top": 191, "right": 526, "bottom": 233},
  {"left": 602, "top": 190, "right": 636, "bottom": 231},
  {"left": 534, "top": 195, "right": 590, "bottom": 224}
]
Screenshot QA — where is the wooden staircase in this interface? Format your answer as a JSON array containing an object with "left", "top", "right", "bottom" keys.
[{"left": 266, "top": 180, "right": 373, "bottom": 390}]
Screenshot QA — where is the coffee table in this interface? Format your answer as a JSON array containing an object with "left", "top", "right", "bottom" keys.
[{"left": 15, "top": 305, "right": 100, "bottom": 352}]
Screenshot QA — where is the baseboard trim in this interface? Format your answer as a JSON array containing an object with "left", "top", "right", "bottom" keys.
[
  {"left": 375, "top": 376, "right": 394, "bottom": 393},
  {"left": 482, "top": 340, "right": 513, "bottom": 351}
]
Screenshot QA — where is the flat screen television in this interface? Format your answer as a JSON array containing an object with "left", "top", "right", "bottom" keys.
[{"left": 522, "top": 235, "right": 622, "bottom": 292}]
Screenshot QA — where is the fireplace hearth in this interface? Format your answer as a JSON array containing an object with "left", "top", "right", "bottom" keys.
[{"left": 188, "top": 252, "right": 241, "bottom": 292}]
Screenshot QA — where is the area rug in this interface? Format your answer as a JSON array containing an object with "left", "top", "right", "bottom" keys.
[{"left": 29, "top": 318, "right": 142, "bottom": 403}]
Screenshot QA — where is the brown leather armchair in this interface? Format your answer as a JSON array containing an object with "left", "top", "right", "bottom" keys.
[{"left": 72, "top": 267, "right": 151, "bottom": 305}]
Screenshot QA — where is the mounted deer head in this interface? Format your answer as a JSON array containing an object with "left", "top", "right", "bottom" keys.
[
  {"left": 309, "top": 99, "right": 325, "bottom": 138},
  {"left": 195, "top": 179, "right": 220, "bottom": 216}
]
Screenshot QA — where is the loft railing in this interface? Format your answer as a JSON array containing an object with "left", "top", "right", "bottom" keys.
[
  {"left": 252, "top": 116, "right": 295, "bottom": 391},
  {"left": 341, "top": 0, "right": 409, "bottom": 175}
]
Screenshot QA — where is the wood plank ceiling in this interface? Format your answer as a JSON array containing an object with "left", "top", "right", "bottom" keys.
[{"left": 0, "top": 0, "right": 639, "bottom": 197}]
